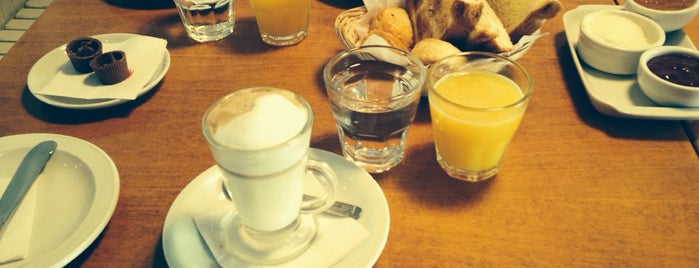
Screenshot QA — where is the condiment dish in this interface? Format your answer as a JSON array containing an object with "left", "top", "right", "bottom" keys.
[
  {"left": 637, "top": 46, "right": 699, "bottom": 107},
  {"left": 577, "top": 9, "right": 665, "bottom": 75},
  {"left": 624, "top": 0, "right": 699, "bottom": 32}
]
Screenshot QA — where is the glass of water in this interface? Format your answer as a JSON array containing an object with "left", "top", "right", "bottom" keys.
[
  {"left": 173, "top": 0, "right": 235, "bottom": 42},
  {"left": 323, "top": 45, "right": 426, "bottom": 173}
]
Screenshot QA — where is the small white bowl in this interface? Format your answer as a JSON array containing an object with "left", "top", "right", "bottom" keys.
[
  {"left": 577, "top": 9, "right": 665, "bottom": 75},
  {"left": 625, "top": 0, "right": 699, "bottom": 32},
  {"left": 637, "top": 46, "right": 699, "bottom": 107}
]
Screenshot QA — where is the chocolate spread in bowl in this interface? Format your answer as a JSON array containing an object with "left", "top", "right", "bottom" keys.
[
  {"left": 637, "top": 0, "right": 696, "bottom": 11},
  {"left": 647, "top": 53, "right": 699, "bottom": 87}
]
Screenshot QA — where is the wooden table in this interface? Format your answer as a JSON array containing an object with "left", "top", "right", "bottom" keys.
[{"left": 1, "top": 0, "right": 698, "bottom": 266}]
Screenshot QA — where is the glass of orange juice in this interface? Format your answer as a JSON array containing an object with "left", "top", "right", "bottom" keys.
[
  {"left": 250, "top": 0, "right": 310, "bottom": 46},
  {"left": 426, "top": 52, "right": 532, "bottom": 182}
]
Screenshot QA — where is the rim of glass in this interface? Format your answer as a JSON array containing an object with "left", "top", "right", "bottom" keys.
[
  {"left": 201, "top": 86, "right": 313, "bottom": 152},
  {"left": 322, "top": 45, "right": 427, "bottom": 101},
  {"left": 426, "top": 51, "right": 533, "bottom": 112},
  {"left": 626, "top": 0, "right": 699, "bottom": 15}
]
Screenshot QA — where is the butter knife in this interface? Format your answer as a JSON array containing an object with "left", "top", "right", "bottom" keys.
[{"left": 0, "top": 140, "right": 57, "bottom": 229}]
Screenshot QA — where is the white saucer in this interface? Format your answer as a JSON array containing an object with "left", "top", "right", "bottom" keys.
[
  {"left": 26, "top": 33, "right": 171, "bottom": 110},
  {"left": 563, "top": 5, "right": 699, "bottom": 119},
  {"left": 0, "top": 133, "right": 120, "bottom": 267},
  {"left": 162, "top": 148, "right": 390, "bottom": 268}
]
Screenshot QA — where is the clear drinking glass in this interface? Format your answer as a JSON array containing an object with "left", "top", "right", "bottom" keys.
[
  {"left": 323, "top": 45, "right": 426, "bottom": 173},
  {"left": 426, "top": 52, "right": 533, "bottom": 182},
  {"left": 173, "top": 0, "right": 235, "bottom": 42},
  {"left": 202, "top": 87, "right": 337, "bottom": 264}
]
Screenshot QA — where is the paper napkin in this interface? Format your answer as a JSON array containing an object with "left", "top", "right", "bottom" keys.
[
  {"left": 0, "top": 178, "right": 40, "bottom": 264},
  {"left": 36, "top": 35, "right": 168, "bottom": 100},
  {"left": 194, "top": 205, "right": 370, "bottom": 268}
]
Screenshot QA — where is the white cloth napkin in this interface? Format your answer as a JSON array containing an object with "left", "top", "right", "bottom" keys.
[
  {"left": 194, "top": 205, "right": 369, "bottom": 267},
  {"left": 0, "top": 178, "right": 40, "bottom": 264},
  {"left": 36, "top": 35, "right": 167, "bottom": 100}
]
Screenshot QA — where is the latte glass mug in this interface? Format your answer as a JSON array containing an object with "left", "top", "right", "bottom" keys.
[{"left": 202, "top": 87, "right": 337, "bottom": 264}]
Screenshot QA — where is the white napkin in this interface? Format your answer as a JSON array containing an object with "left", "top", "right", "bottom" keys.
[
  {"left": 36, "top": 35, "right": 168, "bottom": 100},
  {"left": 194, "top": 205, "right": 370, "bottom": 267},
  {"left": 0, "top": 178, "right": 40, "bottom": 264}
]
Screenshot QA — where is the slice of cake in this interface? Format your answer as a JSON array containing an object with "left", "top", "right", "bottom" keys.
[
  {"left": 66, "top": 37, "right": 103, "bottom": 73},
  {"left": 89, "top": 51, "right": 130, "bottom": 85}
]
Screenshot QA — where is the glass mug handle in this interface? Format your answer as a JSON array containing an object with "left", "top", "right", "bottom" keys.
[{"left": 300, "top": 158, "right": 338, "bottom": 214}]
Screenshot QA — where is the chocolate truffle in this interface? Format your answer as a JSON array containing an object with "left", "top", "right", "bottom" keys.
[
  {"left": 89, "top": 51, "right": 130, "bottom": 85},
  {"left": 66, "top": 37, "right": 102, "bottom": 73}
]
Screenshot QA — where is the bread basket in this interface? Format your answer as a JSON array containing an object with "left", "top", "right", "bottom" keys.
[
  {"left": 333, "top": 6, "right": 540, "bottom": 60},
  {"left": 334, "top": 6, "right": 368, "bottom": 49}
]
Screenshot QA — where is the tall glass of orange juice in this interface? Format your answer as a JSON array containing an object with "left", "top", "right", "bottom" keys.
[
  {"left": 250, "top": 0, "right": 310, "bottom": 46},
  {"left": 426, "top": 52, "right": 532, "bottom": 182}
]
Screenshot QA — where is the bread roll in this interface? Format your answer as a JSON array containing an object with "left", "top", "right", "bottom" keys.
[
  {"left": 365, "top": 30, "right": 410, "bottom": 51},
  {"left": 411, "top": 38, "right": 461, "bottom": 65},
  {"left": 486, "top": 0, "right": 562, "bottom": 42},
  {"left": 405, "top": 0, "right": 483, "bottom": 43},
  {"left": 370, "top": 7, "right": 414, "bottom": 48}
]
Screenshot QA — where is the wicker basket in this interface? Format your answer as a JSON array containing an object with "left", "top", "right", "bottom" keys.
[
  {"left": 334, "top": 6, "right": 539, "bottom": 60},
  {"left": 334, "top": 6, "right": 368, "bottom": 49}
]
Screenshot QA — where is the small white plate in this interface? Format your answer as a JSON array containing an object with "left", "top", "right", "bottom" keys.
[
  {"left": 162, "top": 148, "right": 390, "bottom": 268},
  {"left": 0, "top": 133, "right": 119, "bottom": 268},
  {"left": 27, "top": 33, "right": 171, "bottom": 110},
  {"left": 564, "top": 5, "right": 699, "bottom": 119}
]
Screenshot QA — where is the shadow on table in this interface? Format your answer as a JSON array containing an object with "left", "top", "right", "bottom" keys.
[
  {"left": 103, "top": 0, "right": 175, "bottom": 9},
  {"left": 152, "top": 236, "right": 169, "bottom": 267},
  {"left": 138, "top": 13, "right": 276, "bottom": 54},
  {"left": 21, "top": 81, "right": 161, "bottom": 124},
  {"left": 136, "top": 13, "right": 200, "bottom": 50},
  {"left": 385, "top": 141, "right": 494, "bottom": 208},
  {"left": 311, "top": 133, "right": 343, "bottom": 154},
  {"left": 216, "top": 18, "right": 281, "bottom": 54},
  {"left": 319, "top": 0, "right": 363, "bottom": 9},
  {"left": 63, "top": 226, "right": 107, "bottom": 267},
  {"left": 554, "top": 31, "right": 685, "bottom": 141}
]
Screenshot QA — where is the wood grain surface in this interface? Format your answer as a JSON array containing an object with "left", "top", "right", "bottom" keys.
[{"left": 0, "top": 0, "right": 697, "bottom": 266}]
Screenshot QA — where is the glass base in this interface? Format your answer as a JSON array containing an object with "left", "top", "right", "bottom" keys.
[
  {"left": 337, "top": 125, "right": 409, "bottom": 174},
  {"left": 436, "top": 155, "right": 499, "bottom": 182},
  {"left": 260, "top": 31, "right": 307, "bottom": 46},
  {"left": 341, "top": 145, "right": 403, "bottom": 173},
  {"left": 222, "top": 212, "right": 318, "bottom": 264},
  {"left": 185, "top": 23, "right": 235, "bottom": 43}
]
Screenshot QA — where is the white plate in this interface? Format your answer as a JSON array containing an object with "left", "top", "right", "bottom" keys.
[
  {"left": 0, "top": 133, "right": 119, "bottom": 267},
  {"left": 162, "top": 148, "right": 390, "bottom": 268},
  {"left": 563, "top": 5, "right": 699, "bottom": 119},
  {"left": 27, "top": 33, "right": 171, "bottom": 110}
]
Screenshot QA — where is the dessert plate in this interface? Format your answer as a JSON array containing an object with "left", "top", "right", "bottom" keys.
[
  {"left": 0, "top": 133, "right": 119, "bottom": 268},
  {"left": 26, "top": 33, "right": 171, "bottom": 110},
  {"left": 564, "top": 5, "right": 699, "bottom": 119},
  {"left": 162, "top": 148, "right": 390, "bottom": 268}
]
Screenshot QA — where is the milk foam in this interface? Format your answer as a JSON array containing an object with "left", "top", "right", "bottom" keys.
[
  {"left": 213, "top": 93, "right": 307, "bottom": 149},
  {"left": 207, "top": 90, "right": 311, "bottom": 176}
]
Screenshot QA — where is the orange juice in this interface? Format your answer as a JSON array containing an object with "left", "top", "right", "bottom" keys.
[
  {"left": 251, "top": 0, "right": 309, "bottom": 36},
  {"left": 429, "top": 71, "right": 526, "bottom": 172}
]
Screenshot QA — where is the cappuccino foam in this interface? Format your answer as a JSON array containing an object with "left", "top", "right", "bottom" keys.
[
  {"left": 213, "top": 93, "right": 307, "bottom": 149},
  {"left": 205, "top": 88, "right": 311, "bottom": 176}
]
